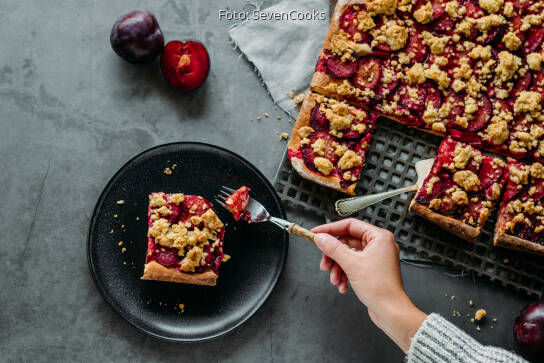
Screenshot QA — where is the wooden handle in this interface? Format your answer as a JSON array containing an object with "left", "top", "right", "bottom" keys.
[{"left": 288, "top": 223, "right": 315, "bottom": 243}]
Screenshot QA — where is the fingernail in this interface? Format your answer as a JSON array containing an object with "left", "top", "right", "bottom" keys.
[{"left": 314, "top": 234, "right": 325, "bottom": 248}]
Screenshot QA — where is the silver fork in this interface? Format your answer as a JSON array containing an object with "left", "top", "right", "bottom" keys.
[{"left": 215, "top": 186, "right": 316, "bottom": 243}]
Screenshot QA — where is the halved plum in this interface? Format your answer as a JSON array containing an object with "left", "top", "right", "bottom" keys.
[
  {"left": 352, "top": 57, "right": 381, "bottom": 90},
  {"left": 160, "top": 40, "right": 210, "bottom": 92},
  {"left": 301, "top": 131, "right": 339, "bottom": 170},
  {"left": 511, "top": 70, "right": 533, "bottom": 99},
  {"left": 478, "top": 156, "right": 504, "bottom": 189},
  {"left": 325, "top": 55, "right": 358, "bottom": 78},
  {"left": 310, "top": 104, "right": 330, "bottom": 130},
  {"left": 524, "top": 25, "right": 544, "bottom": 54},
  {"left": 405, "top": 32, "right": 429, "bottom": 64},
  {"left": 467, "top": 95, "right": 492, "bottom": 132}
]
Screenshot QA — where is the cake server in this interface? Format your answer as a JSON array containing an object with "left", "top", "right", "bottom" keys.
[
  {"left": 335, "top": 158, "right": 434, "bottom": 217},
  {"left": 215, "top": 186, "right": 315, "bottom": 243}
]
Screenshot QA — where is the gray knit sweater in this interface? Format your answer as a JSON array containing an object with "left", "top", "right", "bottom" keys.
[{"left": 407, "top": 314, "right": 527, "bottom": 363}]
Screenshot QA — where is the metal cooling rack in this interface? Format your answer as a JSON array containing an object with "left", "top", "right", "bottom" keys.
[{"left": 274, "top": 117, "right": 544, "bottom": 297}]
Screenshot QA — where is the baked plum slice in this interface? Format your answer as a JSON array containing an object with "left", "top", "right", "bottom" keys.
[
  {"left": 467, "top": 95, "right": 491, "bottom": 132},
  {"left": 513, "top": 217, "right": 534, "bottom": 241},
  {"left": 352, "top": 57, "right": 381, "bottom": 90},
  {"left": 153, "top": 247, "right": 181, "bottom": 267},
  {"left": 310, "top": 104, "right": 330, "bottom": 130},
  {"left": 524, "top": 25, "right": 544, "bottom": 54},
  {"left": 531, "top": 72, "right": 544, "bottom": 99},
  {"left": 301, "top": 131, "right": 339, "bottom": 170},
  {"left": 339, "top": 5, "right": 372, "bottom": 42},
  {"left": 444, "top": 92, "right": 464, "bottom": 127},
  {"left": 398, "top": 83, "right": 426, "bottom": 112},
  {"left": 478, "top": 156, "right": 504, "bottom": 190},
  {"left": 448, "top": 129, "right": 483, "bottom": 148},
  {"left": 413, "top": 0, "right": 445, "bottom": 22},
  {"left": 405, "top": 32, "right": 428, "bottom": 64},
  {"left": 425, "top": 82, "right": 442, "bottom": 109},
  {"left": 325, "top": 55, "right": 358, "bottom": 78},
  {"left": 415, "top": 172, "right": 450, "bottom": 204},
  {"left": 375, "top": 71, "right": 399, "bottom": 100},
  {"left": 484, "top": 24, "right": 506, "bottom": 45},
  {"left": 511, "top": 70, "right": 533, "bottom": 99},
  {"left": 433, "top": 14, "right": 456, "bottom": 36}
]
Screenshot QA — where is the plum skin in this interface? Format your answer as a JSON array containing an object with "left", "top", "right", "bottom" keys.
[
  {"left": 110, "top": 10, "right": 164, "bottom": 64},
  {"left": 514, "top": 300, "right": 544, "bottom": 360}
]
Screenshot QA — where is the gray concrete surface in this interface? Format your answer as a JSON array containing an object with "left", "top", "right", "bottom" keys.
[{"left": 0, "top": 0, "right": 534, "bottom": 361}]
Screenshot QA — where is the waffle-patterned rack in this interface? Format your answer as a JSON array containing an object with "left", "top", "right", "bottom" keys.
[{"left": 274, "top": 117, "right": 544, "bottom": 297}]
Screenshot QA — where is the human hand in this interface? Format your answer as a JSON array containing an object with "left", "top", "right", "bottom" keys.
[{"left": 312, "top": 218, "right": 427, "bottom": 352}]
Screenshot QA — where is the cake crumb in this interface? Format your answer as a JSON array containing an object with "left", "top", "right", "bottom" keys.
[
  {"left": 164, "top": 167, "right": 172, "bottom": 175},
  {"left": 491, "top": 325, "right": 494, "bottom": 329},
  {"left": 110, "top": 229, "right": 114, "bottom": 234},
  {"left": 445, "top": 293, "right": 448, "bottom": 297},
  {"left": 171, "top": 164, "right": 177, "bottom": 170},
  {"left": 257, "top": 116, "right": 261, "bottom": 121},
  {"left": 476, "top": 325, "right": 481, "bottom": 331},
  {"left": 451, "top": 295, "right": 456, "bottom": 300},
  {"left": 121, "top": 247, "right": 127, "bottom": 253},
  {"left": 118, "top": 241, "right": 123, "bottom": 246},
  {"left": 469, "top": 300, "right": 474, "bottom": 307},
  {"left": 280, "top": 133, "right": 289, "bottom": 140},
  {"left": 493, "top": 318, "right": 498, "bottom": 323},
  {"left": 289, "top": 90, "right": 295, "bottom": 99},
  {"left": 136, "top": 217, "right": 140, "bottom": 221},
  {"left": 277, "top": 115, "right": 281, "bottom": 120},
  {"left": 179, "top": 303, "right": 185, "bottom": 311},
  {"left": 121, "top": 224, "right": 125, "bottom": 229},
  {"left": 113, "top": 214, "right": 118, "bottom": 218},
  {"left": 471, "top": 318, "right": 475, "bottom": 323},
  {"left": 116, "top": 200, "right": 125, "bottom": 205},
  {"left": 264, "top": 113, "right": 269, "bottom": 118},
  {"left": 503, "top": 257, "right": 510, "bottom": 264},
  {"left": 294, "top": 93, "right": 304, "bottom": 104},
  {"left": 475, "top": 309, "right": 487, "bottom": 321}
]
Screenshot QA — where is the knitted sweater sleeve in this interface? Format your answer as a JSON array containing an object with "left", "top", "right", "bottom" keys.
[{"left": 407, "top": 313, "right": 527, "bottom": 363}]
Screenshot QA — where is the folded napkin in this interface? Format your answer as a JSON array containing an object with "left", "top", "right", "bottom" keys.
[{"left": 229, "top": 0, "right": 331, "bottom": 118}]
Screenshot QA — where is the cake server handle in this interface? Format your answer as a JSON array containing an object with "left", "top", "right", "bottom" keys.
[{"left": 335, "top": 184, "right": 418, "bottom": 217}]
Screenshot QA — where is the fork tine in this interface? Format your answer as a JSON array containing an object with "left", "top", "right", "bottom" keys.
[
  {"left": 218, "top": 191, "right": 231, "bottom": 200},
  {"left": 214, "top": 198, "right": 229, "bottom": 210},
  {"left": 221, "top": 186, "right": 236, "bottom": 193}
]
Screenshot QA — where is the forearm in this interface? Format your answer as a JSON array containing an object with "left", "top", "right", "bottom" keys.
[{"left": 369, "top": 295, "right": 427, "bottom": 353}]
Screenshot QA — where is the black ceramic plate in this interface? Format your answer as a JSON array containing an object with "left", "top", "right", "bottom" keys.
[{"left": 88, "top": 142, "right": 288, "bottom": 342}]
